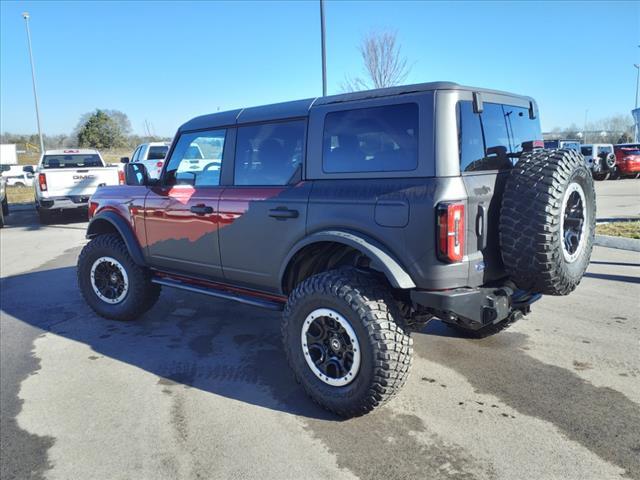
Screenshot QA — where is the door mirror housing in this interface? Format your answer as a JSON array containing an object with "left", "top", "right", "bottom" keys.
[
  {"left": 124, "top": 163, "right": 150, "bottom": 186},
  {"left": 120, "top": 157, "right": 130, "bottom": 164}
]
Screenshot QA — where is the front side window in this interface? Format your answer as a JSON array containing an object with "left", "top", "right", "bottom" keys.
[
  {"left": 322, "top": 103, "right": 418, "bottom": 173},
  {"left": 234, "top": 120, "right": 305, "bottom": 186},
  {"left": 164, "top": 129, "right": 226, "bottom": 187},
  {"left": 41, "top": 154, "right": 102, "bottom": 169},
  {"left": 581, "top": 146, "right": 593, "bottom": 156}
]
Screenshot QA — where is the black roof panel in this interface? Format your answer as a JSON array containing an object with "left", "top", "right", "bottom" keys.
[{"left": 178, "top": 81, "right": 533, "bottom": 132}]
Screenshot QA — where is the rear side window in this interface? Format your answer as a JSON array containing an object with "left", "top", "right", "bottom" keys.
[
  {"left": 457, "top": 101, "right": 542, "bottom": 172},
  {"left": 41, "top": 154, "right": 102, "bottom": 169},
  {"left": 323, "top": 103, "right": 418, "bottom": 173},
  {"left": 234, "top": 120, "right": 305, "bottom": 186}
]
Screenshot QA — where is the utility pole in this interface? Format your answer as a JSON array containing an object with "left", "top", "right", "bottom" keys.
[
  {"left": 22, "top": 12, "right": 45, "bottom": 155},
  {"left": 320, "top": 0, "right": 327, "bottom": 96},
  {"left": 635, "top": 63, "right": 640, "bottom": 109}
]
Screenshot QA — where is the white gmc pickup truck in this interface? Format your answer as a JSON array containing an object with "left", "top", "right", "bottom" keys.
[{"left": 35, "top": 149, "right": 120, "bottom": 223}]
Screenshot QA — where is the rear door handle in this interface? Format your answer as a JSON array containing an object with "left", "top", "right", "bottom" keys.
[
  {"left": 190, "top": 204, "right": 213, "bottom": 215},
  {"left": 269, "top": 207, "right": 299, "bottom": 220}
]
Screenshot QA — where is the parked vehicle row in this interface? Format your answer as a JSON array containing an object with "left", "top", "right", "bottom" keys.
[{"left": 1, "top": 164, "right": 36, "bottom": 187}]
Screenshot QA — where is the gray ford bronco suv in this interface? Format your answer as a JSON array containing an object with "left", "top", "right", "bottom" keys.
[{"left": 78, "top": 82, "right": 596, "bottom": 417}]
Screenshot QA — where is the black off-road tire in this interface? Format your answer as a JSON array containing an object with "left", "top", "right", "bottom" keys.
[
  {"left": 77, "top": 234, "right": 160, "bottom": 321},
  {"left": 500, "top": 149, "right": 596, "bottom": 296},
  {"left": 282, "top": 268, "right": 413, "bottom": 417}
]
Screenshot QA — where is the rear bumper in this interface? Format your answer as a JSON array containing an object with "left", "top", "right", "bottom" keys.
[
  {"left": 38, "top": 195, "right": 90, "bottom": 210},
  {"left": 411, "top": 286, "right": 541, "bottom": 330}
]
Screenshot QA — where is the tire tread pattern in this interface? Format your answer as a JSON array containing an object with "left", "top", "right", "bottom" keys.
[
  {"left": 500, "top": 149, "right": 596, "bottom": 295},
  {"left": 77, "top": 234, "right": 160, "bottom": 320},
  {"left": 282, "top": 268, "right": 413, "bottom": 417}
]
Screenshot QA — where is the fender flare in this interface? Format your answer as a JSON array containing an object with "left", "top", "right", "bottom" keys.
[
  {"left": 280, "top": 230, "right": 416, "bottom": 290},
  {"left": 86, "top": 211, "right": 146, "bottom": 266}
]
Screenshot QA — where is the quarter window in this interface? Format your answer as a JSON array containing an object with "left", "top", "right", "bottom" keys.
[
  {"left": 234, "top": 120, "right": 305, "bottom": 186},
  {"left": 322, "top": 103, "right": 418, "bottom": 173},
  {"left": 164, "top": 129, "right": 226, "bottom": 187}
]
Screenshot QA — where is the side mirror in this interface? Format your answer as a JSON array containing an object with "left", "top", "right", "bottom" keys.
[
  {"left": 120, "top": 157, "right": 130, "bottom": 164},
  {"left": 124, "top": 163, "right": 149, "bottom": 186},
  {"left": 23, "top": 165, "right": 34, "bottom": 174}
]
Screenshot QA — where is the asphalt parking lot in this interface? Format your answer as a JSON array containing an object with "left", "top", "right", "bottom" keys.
[{"left": 1, "top": 180, "right": 639, "bottom": 480}]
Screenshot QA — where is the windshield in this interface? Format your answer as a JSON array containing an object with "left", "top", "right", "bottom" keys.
[
  {"left": 42, "top": 154, "right": 103, "bottom": 169},
  {"left": 147, "top": 146, "right": 168, "bottom": 160}
]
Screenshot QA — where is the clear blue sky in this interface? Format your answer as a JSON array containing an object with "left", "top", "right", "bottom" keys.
[{"left": 1, "top": 0, "right": 638, "bottom": 137}]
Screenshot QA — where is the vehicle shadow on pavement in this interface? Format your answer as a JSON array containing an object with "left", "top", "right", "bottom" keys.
[
  {"left": 0, "top": 265, "right": 337, "bottom": 422},
  {"left": 3, "top": 207, "right": 88, "bottom": 231}
]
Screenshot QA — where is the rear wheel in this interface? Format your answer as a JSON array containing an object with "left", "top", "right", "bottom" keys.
[
  {"left": 282, "top": 268, "right": 413, "bottom": 417},
  {"left": 77, "top": 234, "right": 160, "bottom": 320},
  {"left": 500, "top": 149, "right": 596, "bottom": 296}
]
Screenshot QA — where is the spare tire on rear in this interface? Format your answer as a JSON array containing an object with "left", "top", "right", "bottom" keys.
[{"left": 500, "top": 149, "right": 596, "bottom": 296}]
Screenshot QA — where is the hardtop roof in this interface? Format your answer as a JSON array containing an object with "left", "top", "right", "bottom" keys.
[{"left": 179, "top": 81, "right": 534, "bottom": 132}]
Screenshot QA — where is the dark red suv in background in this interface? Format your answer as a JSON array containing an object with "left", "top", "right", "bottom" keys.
[{"left": 614, "top": 144, "right": 640, "bottom": 178}]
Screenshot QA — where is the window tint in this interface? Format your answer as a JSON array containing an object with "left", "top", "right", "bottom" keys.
[
  {"left": 480, "top": 103, "right": 512, "bottom": 170},
  {"left": 503, "top": 104, "right": 541, "bottom": 154},
  {"left": 323, "top": 103, "right": 418, "bottom": 173},
  {"left": 164, "top": 129, "right": 225, "bottom": 187},
  {"left": 458, "top": 101, "right": 486, "bottom": 172},
  {"left": 457, "top": 101, "right": 542, "bottom": 172},
  {"left": 42, "top": 154, "right": 102, "bottom": 169},
  {"left": 580, "top": 146, "right": 592, "bottom": 155},
  {"left": 147, "top": 146, "right": 168, "bottom": 160},
  {"left": 234, "top": 120, "right": 305, "bottom": 186}
]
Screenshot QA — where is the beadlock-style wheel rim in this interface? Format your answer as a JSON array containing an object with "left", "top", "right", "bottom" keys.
[
  {"left": 560, "top": 183, "right": 588, "bottom": 263},
  {"left": 301, "top": 308, "right": 361, "bottom": 387},
  {"left": 90, "top": 256, "right": 129, "bottom": 304}
]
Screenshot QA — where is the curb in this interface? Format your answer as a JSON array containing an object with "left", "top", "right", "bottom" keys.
[{"left": 594, "top": 235, "right": 640, "bottom": 252}]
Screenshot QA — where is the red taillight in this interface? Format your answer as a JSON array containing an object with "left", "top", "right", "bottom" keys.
[
  {"left": 437, "top": 202, "right": 465, "bottom": 263},
  {"left": 38, "top": 173, "right": 47, "bottom": 191},
  {"left": 156, "top": 161, "right": 164, "bottom": 168},
  {"left": 88, "top": 201, "right": 98, "bottom": 219},
  {"left": 118, "top": 169, "right": 125, "bottom": 185}
]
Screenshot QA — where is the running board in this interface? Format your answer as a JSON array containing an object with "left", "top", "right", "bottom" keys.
[{"left": 151, "top": 277, "right": 285, "bottom": 311}]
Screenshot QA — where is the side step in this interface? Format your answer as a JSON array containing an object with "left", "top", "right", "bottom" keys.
[{"left": 151, "top": 277, "right": 285, "bottom": 311}]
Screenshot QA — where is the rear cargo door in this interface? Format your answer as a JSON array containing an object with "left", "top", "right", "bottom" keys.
[{"left": 458, "top": 99, "right": 541, "bottom": 285}]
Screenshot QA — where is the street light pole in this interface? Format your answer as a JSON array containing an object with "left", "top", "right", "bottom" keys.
[
  {"left": 634, "top": 63, "right": 639, "bottom": 110},
  {"left": 22, "top": 12, "right": 45, "bottom": 155},
  {"left": 320, "top": 0, "right": 327, "bottom": 96}
]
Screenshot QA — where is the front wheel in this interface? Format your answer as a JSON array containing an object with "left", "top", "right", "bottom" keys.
[
  {"left": 282, "top": 268, "right": 413, "bottom": 417},
  {"left": 77, "top": 234, "right": 160, "bottom": 320}
]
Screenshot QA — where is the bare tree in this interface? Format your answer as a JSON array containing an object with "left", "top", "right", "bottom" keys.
[{"left": 342, "top": 30, "right": 411, "bottom": 92}]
